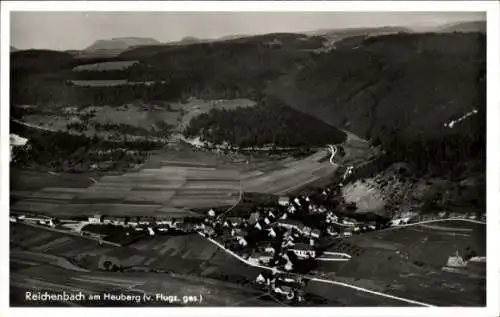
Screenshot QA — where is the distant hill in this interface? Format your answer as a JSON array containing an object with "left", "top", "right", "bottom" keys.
[
  {"left": 435, "top": 21, "right": 486, "bottom": 33},
  {"left": 84, "top": 37, "right": 161, "bottom": 56},
  {"left": 307, "top": 26, "right": 413, "bottom": 41}
]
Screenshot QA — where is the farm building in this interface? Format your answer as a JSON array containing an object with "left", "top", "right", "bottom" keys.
[{"left": 289, "top": 243, "right": 316, "bottom": 259}]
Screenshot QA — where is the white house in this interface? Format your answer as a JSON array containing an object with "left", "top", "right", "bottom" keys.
[
  {"left": 208, "top": 209, "right": 216, "bottom": 217},
  {"left": 278, "top": 196, "right": 290, "bottom": 206},
  {"left": 9, "top": 215, "right": 17, "bottom": 223},
  {"left": 237, "top": 236, "right": 248, "bottom": 247}
]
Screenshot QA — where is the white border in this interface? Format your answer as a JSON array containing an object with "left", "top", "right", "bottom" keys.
[{"left": 1, "top": 2, "right": 499, "bottom": 317}]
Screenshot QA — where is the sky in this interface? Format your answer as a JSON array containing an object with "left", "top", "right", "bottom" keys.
[{"left": 11, "top": 11, "right": 485, "bottom": 50}]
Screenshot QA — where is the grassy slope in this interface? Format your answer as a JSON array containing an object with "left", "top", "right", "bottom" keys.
[{"left": 319, "top": 220, "right": 485, "bottom": 306}]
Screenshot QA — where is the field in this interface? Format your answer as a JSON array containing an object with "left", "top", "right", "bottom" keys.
[
  {"left": 19, "top": 98, "right": 256, "bottom": 137},
  {"left": 10, "top": 223, "right": 282, "bottom": 306},
  {"left": 10, "top": 223, "right": 437, "bottom": 306},
  {"left": 11, "top": 260, "right": 274, "bottom": 306},
  {"left": 11, "top": 160, "right": 241, "bottom": 217},
  {"left": 72, "top": 60, "right": 139, "bottom": 72},
  {"left": 12, "top": 95, "right": 374, "bottom": 216},
  {"left": 240, "top": 149, "right": 337, "bottom": 195},
  {"left": 69, "top": 80, "right": 129, "bottom": 87},
  {"left": 316, "top": 220, "right": 486, "bottom": 306},
  {"left": 10, "top": 223, "right": 260, "bottom": 282}
]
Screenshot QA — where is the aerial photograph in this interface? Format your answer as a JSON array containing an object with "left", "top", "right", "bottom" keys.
[{"left": 7, "top": 9, "right": 487, "bottom": 308}]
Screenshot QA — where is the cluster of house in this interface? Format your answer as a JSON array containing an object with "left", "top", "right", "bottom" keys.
[
  {"left": 10, "top": 213, "right": 58, "bottom": 227},
  {"left": 87, "top": 214, "right": 200, "bottom": 235},
  {"left": 255, "top": 270, "right": 306, "bottom": 303}
]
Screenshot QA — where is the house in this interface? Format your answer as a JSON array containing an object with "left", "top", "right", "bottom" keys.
[
  {"left": 248, "top": 211, "right": 260, "bottom": 225},
  {"left": 9, "top": 215, "right": 17, "bottom": 223},
  {"left": 102, "top": 216, "right": 112, "bottom": 225},
  {"left": 326, "top": 227, "right": 338, "bottom": 237},
  {"left": 287, "top": 204, "right": 296, "bottom": 214},
  {"left": 113, "top": 217, "right": 127, "bottom": 226},
  {"left": 267, "top": 210, "right": 276, "bottom": 219},
  {"left": 39, "top": 217, "right": 55, "bottom": 227},
  {"left": 446, "top": 251, "right": 467, "bottom": 268},
  {"left": 128, "top": 217, "right": 140, "bottom": 227},
  {"left": 207, "top": 209, "right": 216, "bottom": 217},
  {"left": 267, "top": 227, "right": 277, "bottom": 238},
  {"left": 88, "top": 214, "right": 103, "bottom": 224},
  {"left": 249, "top": 252, "right": 273, "bottom": 265},
  {"left": 138, "top": 217, "right": 152, "bottom": 226},
  {"left": 237, "top": 236, "right": 248, "bottom": 247},
  {"left": 278, "top": 196, "right": 290, "bottom": 206},
  {"left": 227, "top": 217, "right": 244, "bottom": 227},
  {"left": 203, "top": 226, "right": 216, "bottom": 237},
  {"left": 155, "top": 223, "right": 171, "bottom": 232},
  {"left": 264, "top": 217, "right": 271, "bottom": 225},
  {"left": 229, "top": 228, "right": 244, "bottom": 237},
  {"left": 310, "top": 229, "right": 321, "bottom": 239},
  {"left": 289, "top": 243, "right": 316, "bottom": 259},
  {"left": 264, "top": 246, "right": 276, "bottom": 255},
  {"left": 255, "top": 273, "right": 267, "bottom": 285}
]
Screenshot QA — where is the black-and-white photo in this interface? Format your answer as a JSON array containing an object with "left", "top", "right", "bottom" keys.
[{"left": 3, "top": 3, "right": 497, "bottom": 314}]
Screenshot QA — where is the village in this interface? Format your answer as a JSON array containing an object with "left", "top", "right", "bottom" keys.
[{"left": 9, "top": 177, "right": 485, "bottom": 304}]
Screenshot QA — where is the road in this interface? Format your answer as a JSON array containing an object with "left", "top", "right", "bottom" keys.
[
  {"left": 327, "top": 144, "right": 337, "bottom": 165},
  {"left": 198, "top": 232, "right": 435, "bottom": 307}
]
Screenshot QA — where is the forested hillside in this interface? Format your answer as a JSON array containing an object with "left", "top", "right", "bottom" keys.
[
  {"left": 11, "top": 31, "right": 486, "bottom": 175},
  {"left": 184, "top": 97, "right": 347, "bottom": 148}
]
